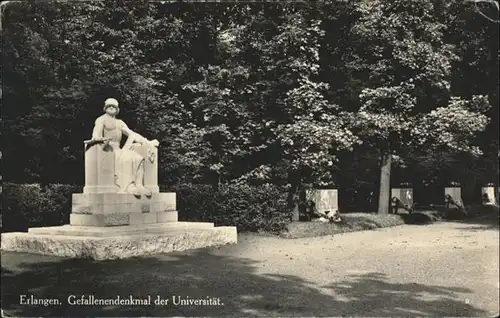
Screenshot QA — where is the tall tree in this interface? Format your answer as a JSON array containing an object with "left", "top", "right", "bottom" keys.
[
  {"left": 183, "top": 4, "right": 359, "bottom": 208},
  {"left": 344, "top": 0, "right": 491, "bottom": 213},
  {"left": 1, "top": 1, "right": 204, "bottom": 184}
]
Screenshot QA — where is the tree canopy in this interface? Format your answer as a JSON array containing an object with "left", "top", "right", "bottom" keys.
[{"left": 2, "top": 0, "right": 498, "bottom": 212}]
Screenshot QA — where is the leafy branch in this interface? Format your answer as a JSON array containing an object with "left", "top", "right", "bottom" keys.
[{"left": 465, "top": 0, "right": 500, "bottom": 23}]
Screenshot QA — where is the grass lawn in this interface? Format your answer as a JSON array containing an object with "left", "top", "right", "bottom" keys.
[
  {"left": 281, "top": 205, "right": 499, "bottom": 239},
  {"left": 281, "top": 213, "right": 407, "bottom": 239}
]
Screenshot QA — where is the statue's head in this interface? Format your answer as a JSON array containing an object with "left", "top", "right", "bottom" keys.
[{"left": 103, "top": 98, "right": 119, "bottom": 116}]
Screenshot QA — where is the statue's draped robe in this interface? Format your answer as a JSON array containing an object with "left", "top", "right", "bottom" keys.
[{"left": 92, "top": 115, "right": 145, "bottom": 192}]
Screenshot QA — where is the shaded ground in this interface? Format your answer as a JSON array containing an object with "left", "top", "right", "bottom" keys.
[{"left": 1, "top": 222, "right": 498, "bottom": 317}]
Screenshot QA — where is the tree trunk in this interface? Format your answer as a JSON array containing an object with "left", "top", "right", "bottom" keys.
[
  {"left": 378, "top": 152, "right": 392, "bottom": 214},
  {"left": 287, "top": 171, "right": 302, "bottom": 221},
  {"left": 209, "top": 170, "right": 220, "bottom": 191}
]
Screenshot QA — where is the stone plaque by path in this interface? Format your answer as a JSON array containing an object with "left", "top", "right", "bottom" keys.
[
  {"left": 391, "top": 188, "right": 413, "bottom": 213},
  {"left": 481, "top": 186, "right": 498, "bottom": 205},
  {"left": 291, "top": 206, "right": 300, "bottom": 222},
  {"left": 445, "top": 186, "right": 463, "bottom": 209},
  {"left": 306, "top": 189, "right": 339, "bottom": 214}
]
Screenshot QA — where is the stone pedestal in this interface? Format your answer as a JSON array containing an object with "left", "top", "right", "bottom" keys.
[
  {"left": 1, "top": 141, "right": 237, "bottom": 259},
  {"left": 77, "top": 142, "right": 172, "bottom": 227},
  {"left": 391, "top": 188, "right": 413, "bottom": 214},
  {"left": 70, "top": 193, "right": 177, "bottom": 226},
  {"left": 306, "top": 189, "right": 339, "bottom": 213}
]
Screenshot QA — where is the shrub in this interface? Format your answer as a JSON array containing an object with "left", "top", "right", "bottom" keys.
[
  {"left": 163, "top": 183, "right": 218, "bottom": 222},
  {"left": 165, "top": 183, "right": 290, "bottom": 233},
  {"left": 217, "top": 184, "right": 290, "bottom": 233},
  {"left": 2, "top": 183, "right": 81, "bottom": 232}
]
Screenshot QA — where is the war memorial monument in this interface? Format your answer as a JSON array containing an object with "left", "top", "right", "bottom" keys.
[{"left": 1, "top": 98, "right": 237, "bottom": 260}]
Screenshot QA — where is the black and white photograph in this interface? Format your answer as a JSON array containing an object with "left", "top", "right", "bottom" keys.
[{"left": 1, "top": 0, "right": 499, "bottom": 316}]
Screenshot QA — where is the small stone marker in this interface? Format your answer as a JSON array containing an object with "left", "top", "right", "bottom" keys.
[
  {"left": 481, "top": 184, "right": 497, "bottom": 205},
  {"left": 445, "top": 182, "right": 463, "bottom": 210},
  {"left": 306, "top": 189, "right": 339, "bottom": 215},
  {"left": 391, "top": 185, "right": 413, "bottom": 214},
  {"left": 291, "top": 205, "right": 300, "bottom": 221}
]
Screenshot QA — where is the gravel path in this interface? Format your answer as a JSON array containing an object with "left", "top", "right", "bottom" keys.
[
  {"left": 2, "top": 221, "right": 498, "bottom": 317},
  {"left": 223, "top": 222, "right": 499, "bottom": 317}
]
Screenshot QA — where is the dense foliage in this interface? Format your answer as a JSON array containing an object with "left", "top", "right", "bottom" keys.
[
  {"left": 1, "top": 1, "right": 498, "bottom": 215},
  {"left": 167, "top": 183, "right": 289, "bottom": 232},
  {"left": 2, "top": 183, "right": 82, "bottom": 231}
]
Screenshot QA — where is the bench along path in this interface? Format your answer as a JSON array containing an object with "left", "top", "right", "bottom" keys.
[{"left": 2, "top": 222, "right": 498, "bottom": 317}]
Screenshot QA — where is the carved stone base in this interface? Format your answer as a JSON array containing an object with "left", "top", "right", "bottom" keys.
[
  {"left": 1, "top": 223, "right": 237, "bottom": 260},
  {"left": 72, "top": 192, "right": 175, "bottom": 213},
  {"left": 70, "top": 192, "right": 177, "bottom": 226},
  {"left": 69, "top": 211, "right": 178, "bottom": 226}
]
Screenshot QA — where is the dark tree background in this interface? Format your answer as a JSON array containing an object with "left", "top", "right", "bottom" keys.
[{"left": 1, "top": 0, "right": 498, "bottom": 212}]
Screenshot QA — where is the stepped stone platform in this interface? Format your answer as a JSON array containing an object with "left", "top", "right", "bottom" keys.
[
  {"left": 1, "top": 222, "right": 237, "bottom": 260},
  {"left": 1, "top": 191, "right": 237, "bottom": 260}
]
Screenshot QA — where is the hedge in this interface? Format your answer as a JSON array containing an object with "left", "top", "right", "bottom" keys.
[
  {"left": 1, "top": 183, "right": 291, "bottom": 233},
  {"left": 2, "top": 183, "right": 83, "bottom": 232},
  {"left": 167, "top": 183, "right": 290, "bottom": 233}
]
